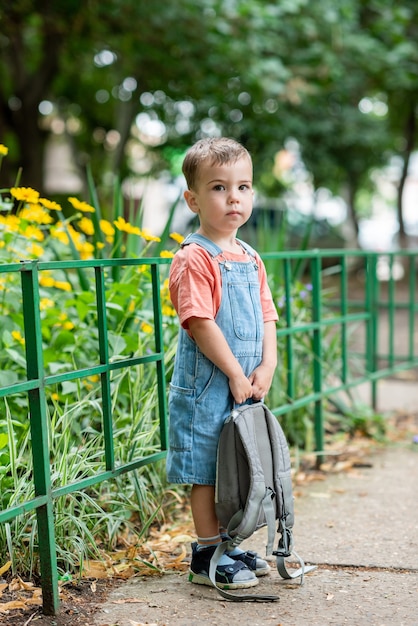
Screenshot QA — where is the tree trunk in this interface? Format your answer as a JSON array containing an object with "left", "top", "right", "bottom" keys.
[
  {"left": 11, "top": 104, "right": 47, "bottom": 192},
  {"left": 396, "top": 101, "right": 416, "bottom": 246},
  {"left": 1, "top": 10, "right": 64, "bottom": 192},
  {"left": 346, "top": 180, "right": 359, "bottom": 239}
]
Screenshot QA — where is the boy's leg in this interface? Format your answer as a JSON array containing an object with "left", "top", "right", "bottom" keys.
[
  {"left": 190, "top": 484, "right": 219, "bottom": 543},
  {"left": 189, "top": 484, "right": 257, "bottom": 589}
]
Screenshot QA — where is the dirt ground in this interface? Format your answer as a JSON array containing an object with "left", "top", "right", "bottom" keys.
[{"left": 0, "top": 578, "right": 121, "bottom": 626}]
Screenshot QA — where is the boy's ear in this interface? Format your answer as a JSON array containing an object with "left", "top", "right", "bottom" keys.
[{"left": 184, "top": 189, "right": 199, "bottom": 214}]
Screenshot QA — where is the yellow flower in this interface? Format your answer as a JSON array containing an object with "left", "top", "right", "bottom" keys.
[
  {"left": 78, "top": 217, "right": 95, "bottom": 236},
  {"left": 0, "top": 144, "right": 9, "bottom": 156},
  {"left": 128, "top": 300, "right": 135, "bottom": 313},
  {"left": 160, "top": 250, "right": 174, "bottom": 258},
  {"left": 170, "top": 232, "right": 185, "bottom": 245},
  {"left": 51, "top": 392, "right": 59, "bottom": 401},
  {"left": 40, "top": 198, "right": 62, "bottom": 211},
  {"left": 0, "top": 214, "right": 20, "bottom": 232},
  {"left": 87, "top": 375, "right": 100, "bottom": 383},
  {"left": 97, "top": 241, "right": 106, "bottom": 249},
  {"left": 40, "top": 297, "right": 55, "bottom": 311},
  {"left": 68, "top": 197, "right": 95, "bottom": 213},
  {"left": 54, "top": 280, "right": 72, "bottom": 291},
  {"left": 77, "top": 240, "right": 95, "bottom": 260},
  {"left": 19, "top": 204, "right": 54, "bottom": 225},
  {"left": 19, "top": 224, "right": 45, "bottom": 242},
  {"left": 113, "top": 216, "right": 142, "bottom": 236},
  {"left": 99, "top": 219, "right": 115, "bottom": 237},
  {"left": 160, "top": 278, "right": 170, "bottom": 301},
  {"left": 50, "top": 226, "right": 69, "bottom": 245},
  {"left": 162, "top": 304, "right": 176, "bottom": 317},
  {"left": 39, "top": 274, "right": 55, "bottom": 287},
  {"left": 27, "top": 243, "right": 45, "bottom": 257},
  {"left": 54, "top": 313, "right": 74, "bottom": 330},
  {"left": 12, "top": 330, "right": 25, "bottom": 345},
  {"left": 140, "top": 321, "right": 153, "bottom": 334},
  {"left": 10, "top": 187, "right": 40, "bottom": 204},
  {"left": 142, "top": 228, "right": 161, "bottom": 242},
  {"left": 67, "top": 223, "right": 82, "bottom": 243}
]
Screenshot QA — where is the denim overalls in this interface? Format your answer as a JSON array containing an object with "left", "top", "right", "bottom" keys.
[{"left": 166, "top": 233, "right": 264, "bottom": 486}]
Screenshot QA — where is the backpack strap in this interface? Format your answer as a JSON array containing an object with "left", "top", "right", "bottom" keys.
[{"left": 273, "top": 520, "right": 317, "bottom": 584}]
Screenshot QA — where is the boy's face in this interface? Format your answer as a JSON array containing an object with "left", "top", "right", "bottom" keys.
[{"left": 184, "top": 155, "right": 254, "bottom": 240}]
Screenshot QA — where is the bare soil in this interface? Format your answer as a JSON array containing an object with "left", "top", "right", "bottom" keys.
[{"left": 0, "top": 578, "right": 121, "bottom": 626}]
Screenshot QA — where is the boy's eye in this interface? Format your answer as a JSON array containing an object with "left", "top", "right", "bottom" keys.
[
  {"left": 239, "top": 184, "right": 250, "bottom": 191},
  {"left": 213, "top": 184, "right": 225, "bottom": 191}
]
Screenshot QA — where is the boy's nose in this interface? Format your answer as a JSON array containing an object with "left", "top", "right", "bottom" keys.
[{"left": 228, "top": 188, "right": 239, "bottom": 203}]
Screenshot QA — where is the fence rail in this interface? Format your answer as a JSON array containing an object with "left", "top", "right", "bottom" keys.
[{"left": 0, "top": 249, "right": 417, "bottom": 614}]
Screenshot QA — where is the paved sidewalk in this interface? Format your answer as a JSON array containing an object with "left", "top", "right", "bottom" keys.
[{"left": 92, "top": 377, "right": 418, "bottom": 626}]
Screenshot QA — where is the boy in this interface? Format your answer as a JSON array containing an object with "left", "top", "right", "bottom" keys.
[{"left": 167, "top": 137, "right": 278, "bottom": 589}]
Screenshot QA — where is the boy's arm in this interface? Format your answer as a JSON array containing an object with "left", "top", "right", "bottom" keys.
[
  {"left": 248, "top": 320, "right": 277, "bottom": 401},
  {"left": 187, "top": 317, "right": 254, "bottom": 404}
]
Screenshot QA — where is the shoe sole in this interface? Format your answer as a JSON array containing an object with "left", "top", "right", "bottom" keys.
[
  {"left": 254, "top": 565, "right": 270, "bottom": 577},
  {"left": 189, "top": 570, "right": 259, "bottom": 589}
]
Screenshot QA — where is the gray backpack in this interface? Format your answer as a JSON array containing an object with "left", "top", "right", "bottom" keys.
[{"left": 210, "top": 402, "right": 315, "bottom": 601}]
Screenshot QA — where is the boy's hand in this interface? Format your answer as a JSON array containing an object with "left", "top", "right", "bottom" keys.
[
  {"left": 229, "top": 373, "right": 254, "bottom": 405},
  {"left": 248, "top": 363, "right": 275, "bottom": 401}
]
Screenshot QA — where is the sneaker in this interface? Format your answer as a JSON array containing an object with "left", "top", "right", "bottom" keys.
[
  {"left": 227, "top": 549, "right": 271, "bottom": 576},
  {"left": 189, "top": 542, "right": 259, "bottom": 589}
]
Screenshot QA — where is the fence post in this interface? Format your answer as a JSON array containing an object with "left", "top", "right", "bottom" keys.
[
  {"left": 95, "top": 265, "right": 114, "bottom": 470},
  {"left": 311, "top": 254, "right": 323, "bottom": 467},
  {"left": 20, "top": 261, "right": 59, "bottom": 615},
  {"left": 365, "top": 254, "right": 379, "bottom": 409},
  {"left": 151, "top": 264, "right": 169, "bottom": 450}
]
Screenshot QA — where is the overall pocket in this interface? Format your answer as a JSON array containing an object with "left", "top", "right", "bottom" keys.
[
  {"left": 168, "top": 384, "right": 195, "bottom": 451},
  {"left": 228, "top": 281, "right": 263, "bottom": 341}
]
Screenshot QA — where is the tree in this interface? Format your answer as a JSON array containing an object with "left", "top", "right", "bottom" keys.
[
  {"left": 0, "top": 0, "right": 416, "bottom": 242},
  {"left": 358, "top": 0, "right": 418, "bottom": 240}
]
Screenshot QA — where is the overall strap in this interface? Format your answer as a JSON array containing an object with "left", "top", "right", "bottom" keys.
[
  {"left": 182, "top": 233, "right": 257, "bottom": 260},
  {"left": 235, "top": 238, "right": 257, "bottom": 259},
  {"left": 181, "top": 233, "right": 222, "bottom": 258}
]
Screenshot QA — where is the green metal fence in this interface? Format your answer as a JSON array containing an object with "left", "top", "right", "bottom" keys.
[{"left": 0, "top": 249, "right": 417, "bottom": 615}]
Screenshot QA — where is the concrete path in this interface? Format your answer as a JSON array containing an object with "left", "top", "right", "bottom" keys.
[{"left": 93, "top": 377, "right": 418, "bottom": 626}]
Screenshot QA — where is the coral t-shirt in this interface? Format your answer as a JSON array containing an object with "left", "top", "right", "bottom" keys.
[{"left": 169, "top": 242, "right": 278, "bottom": 332}]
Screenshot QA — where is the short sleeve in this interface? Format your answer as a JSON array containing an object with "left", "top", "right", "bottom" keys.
[{"left": 169, "top": 245, "right": 222, "bottom": 329}]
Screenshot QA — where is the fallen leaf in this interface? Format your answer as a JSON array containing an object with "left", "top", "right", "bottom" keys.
[
  {"left": 0, "top": 561, "right": 12, "bottom": 577},
  {"left": 9, "top": 577, "right": 35, "bottom": 592},
  {"left": 81, "top": 560, "right": 109, "bottom": 579},
  {"left": 26, "top": 596, "right": 43, "bottom": 606},
  {"left": 0, "top": 600, "right": 27, "bottom": 612},
  {"left": 112, "top": 598, "right": 146, "bottom": 604}
]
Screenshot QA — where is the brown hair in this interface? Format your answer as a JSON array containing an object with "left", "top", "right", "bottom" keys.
[{"left": 182, "top": 137, "right": 252, "bottom": 190}]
